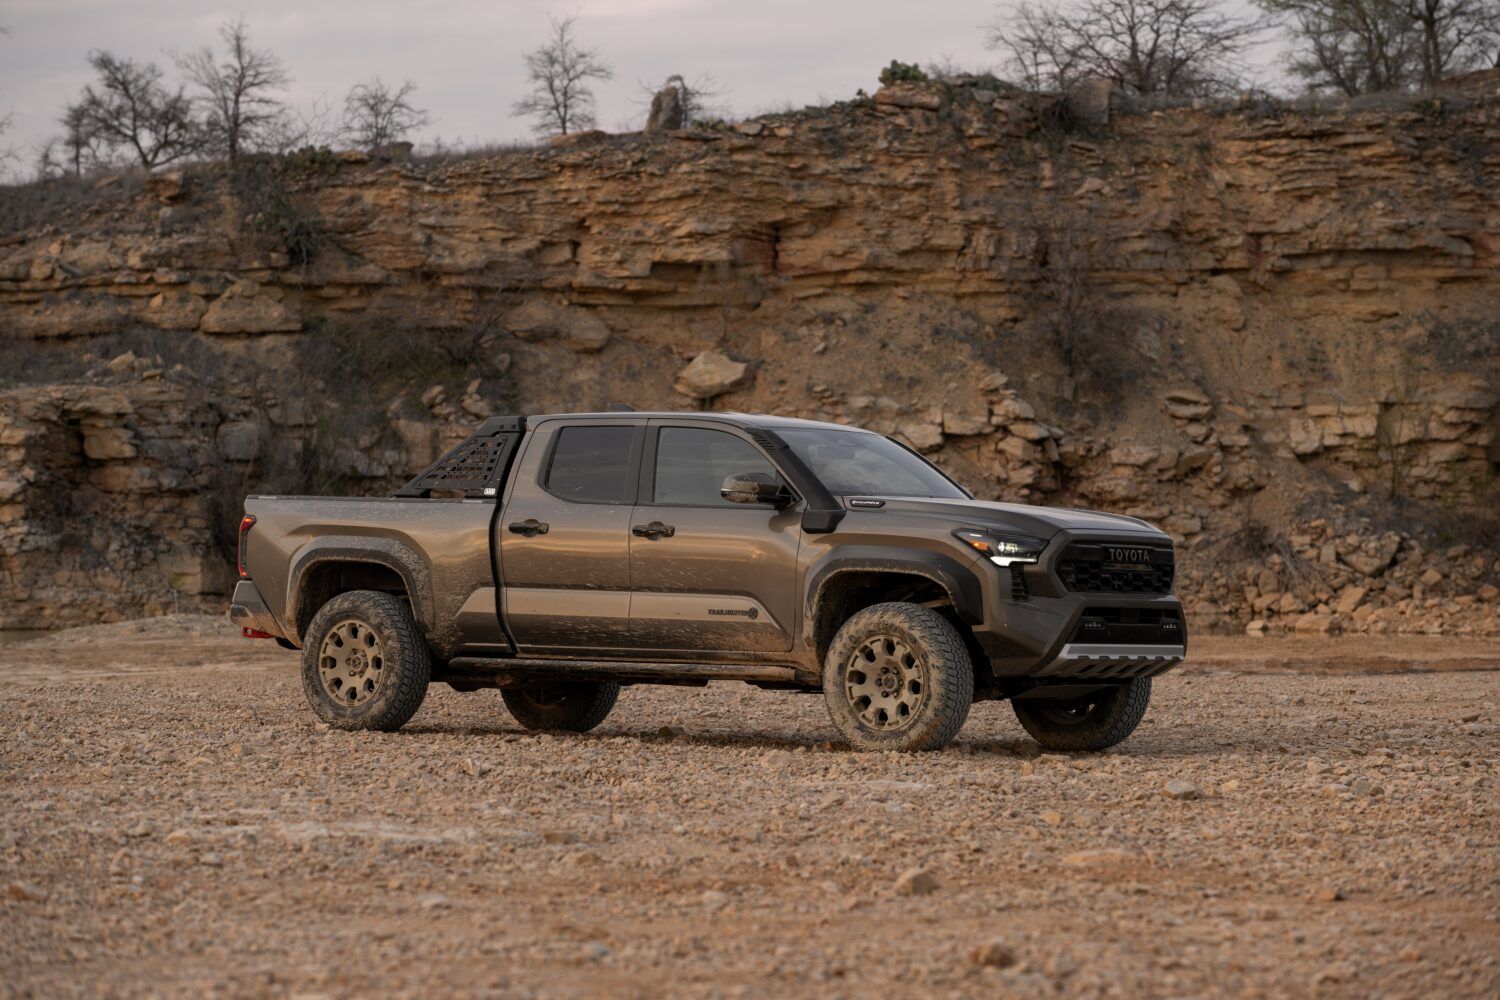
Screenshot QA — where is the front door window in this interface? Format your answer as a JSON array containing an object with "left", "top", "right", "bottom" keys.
[{"left": 653, "top": 427, "right": 782, "bottom": 506}]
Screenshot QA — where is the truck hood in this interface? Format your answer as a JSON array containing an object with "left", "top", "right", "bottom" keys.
[{"left": 849, "top": 496, "right": 1168, "bottom": 540}]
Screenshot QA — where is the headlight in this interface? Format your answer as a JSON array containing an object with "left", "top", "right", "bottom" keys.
[{"left": 954, "top": 529, "right": 1046, "bottom": 567}]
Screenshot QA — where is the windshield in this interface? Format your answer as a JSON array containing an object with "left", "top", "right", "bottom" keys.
[{"left": 778, "top": 428, "right": 968, "bottom": 499}]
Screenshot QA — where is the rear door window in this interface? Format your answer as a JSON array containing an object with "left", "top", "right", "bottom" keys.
[{"left": 544, "top": 425, "right": 636, "bottom": 503}]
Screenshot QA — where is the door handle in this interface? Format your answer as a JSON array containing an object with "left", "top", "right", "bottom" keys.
[
  {"left": 632, "top": 521, "right": 676, "bottom": 539},
  {"left": 507, "top": 519, "right": 550, "bottom": 536}
]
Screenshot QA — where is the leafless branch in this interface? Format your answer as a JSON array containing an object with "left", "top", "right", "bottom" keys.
[
  {"left": 511, "top": 13, "right": 613, "bottom": 136},
  {"left": 176, "top": 18, "right": 291, "bottom": 160},
  {"left": 341, "top": 78, "right": 430, "bottom": 149},
  {"left": 67, "top": 51, "right": 203, "bottom": 169},
  {"left": 989, "top": 0, "right": 1267, "bottom": 96}
]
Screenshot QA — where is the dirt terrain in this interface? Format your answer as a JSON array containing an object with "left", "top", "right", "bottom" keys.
[{"left": 1, "top": 616, "right": 1496, "bottom": 998}]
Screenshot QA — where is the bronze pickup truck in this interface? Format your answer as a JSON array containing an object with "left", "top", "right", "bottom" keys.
[{"left": 230, "top": 410, "right": 1184, "bottom": 751}]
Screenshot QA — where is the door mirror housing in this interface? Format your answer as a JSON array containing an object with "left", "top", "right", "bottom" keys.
[{"left": 720, "top": 471, "right": 793, "bottom": 507}]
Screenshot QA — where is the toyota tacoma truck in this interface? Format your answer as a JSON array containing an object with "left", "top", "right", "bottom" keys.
[{"left": 230, "top": 410, "right": 1184, "bottom": 752}]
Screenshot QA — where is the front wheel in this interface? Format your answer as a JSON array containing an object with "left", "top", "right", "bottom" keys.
[
  {"left": 502, "top": 680, "right": 620, "bottom": 733},
  {"left": 822, "top": 603, "right": 974, "bottom": 752},
  {"left": 1012, "top": 678, "right": 1152, "bottom": 751}
]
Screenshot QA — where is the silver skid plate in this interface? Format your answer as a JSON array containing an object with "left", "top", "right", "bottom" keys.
[{"left": 1034, "top": 643, "right": 1185, "bottom": 679}]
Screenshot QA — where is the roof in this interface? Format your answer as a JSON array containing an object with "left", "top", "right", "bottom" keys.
[{"left": 525, "top": 410, "right": 874, "bottom": 433}]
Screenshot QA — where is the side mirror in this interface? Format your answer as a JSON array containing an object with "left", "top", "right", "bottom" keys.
[{"left": 720, "top": 471, "right": 793, "bottom": 507}]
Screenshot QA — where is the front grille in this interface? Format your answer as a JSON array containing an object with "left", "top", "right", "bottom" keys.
[
  {"left": 1057, "top": 542, "right": 1174, "bottom": 595},
  {"left": 1069, "top": 607, "right": 1182, "bottom": 645}
]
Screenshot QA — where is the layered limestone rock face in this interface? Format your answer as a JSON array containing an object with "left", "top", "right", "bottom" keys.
[
  {"left": 0, "top": 377, "right": 225, "bottom": 627},
  {"left": 1, "top": 82, "right": 1496, "bottom": 632}
]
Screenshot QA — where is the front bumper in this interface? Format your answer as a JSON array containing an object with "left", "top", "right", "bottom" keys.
[
  {"left": 228, "top": 579, "right": 287, "bottom": 639},
  {"left": 969, "top": 529, "right": 1186, "bottom": 679}
]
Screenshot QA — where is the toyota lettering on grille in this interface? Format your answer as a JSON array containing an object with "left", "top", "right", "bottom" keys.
[{"left": 1107, "top": 547, "right": 1152, "bottom": 564}]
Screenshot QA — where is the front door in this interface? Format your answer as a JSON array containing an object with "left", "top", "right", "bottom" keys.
[
  {"left": 628, "top": 422, "right": 801, "bottom": 653},
  {"left": 499, "top": 420, "right": 643, "bottom": 652}
]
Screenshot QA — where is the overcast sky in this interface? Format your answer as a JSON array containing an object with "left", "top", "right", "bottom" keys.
[{"left": 0, "top": 0, "right": 1289, "bottom": 180}]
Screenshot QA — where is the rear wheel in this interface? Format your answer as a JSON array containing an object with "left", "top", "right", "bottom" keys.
[
  {"left": 502, "top": 680, "right": 620, "bottom": 733},
  {"left": 1012, "top": 678, "right": 1152, "bottom": 751},
  {"left": 300, "top": 590, "right": 430, "bottom": 731},
  {"left": 822, "top": 602, "right": 973, "bottom": 752}
]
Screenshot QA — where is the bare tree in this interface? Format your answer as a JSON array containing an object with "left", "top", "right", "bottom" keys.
[
  {"left": 512, "top": 14, "right": 613, "bottom": 135},
  {"left": 0, "top": 27, "right": 16, "bottom": 172},
  {"left": 0, "top": 28, "right": 9, "bottom": 136},
  {"left": 176, "top": 18, "right": 290, "bottom": 161},
  {"left": 341, "top": 78, "right": 430, "bottom": 149},
  {"left": 0, "top": 120, "right": 11, "bottom": 176},
  {"left": 67, "top": 51, "right": 202, "bottom": 168},
  {"left": 988, "top": 6, "right": 1093, "bottom": 91},
  {"left": 1399, "top": 0, "right": 1500, "bottom": 84},
  {"left": 989, "top": 0, "right": 1266, "bottom": 97},
  {"left": 1260, "top": 0, "right": 1500, "bottom": 92},
  {"left": 1260, "top": 0, "right": 1420, "bottom": 92},
  {"left": 58, "top": 103, "right": 104, "bottom": 175}
]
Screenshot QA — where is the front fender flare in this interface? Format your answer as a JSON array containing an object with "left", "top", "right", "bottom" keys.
[{"left": 803, "top": 546, "right": 986, "bottom": 653}]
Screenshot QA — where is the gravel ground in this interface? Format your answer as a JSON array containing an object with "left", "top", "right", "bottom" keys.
[{"left": 1, "top": 617, "right": 1497, "bottom": 998}]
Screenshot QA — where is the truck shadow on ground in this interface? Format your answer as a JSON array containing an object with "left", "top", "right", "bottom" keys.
[{"left": 397, "top": 719, "right": 1309, "bottom": 759}]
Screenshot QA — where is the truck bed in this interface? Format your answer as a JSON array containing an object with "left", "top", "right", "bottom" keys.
[{"left": 239, "top": 495, "right": 502, "bottom": 658}]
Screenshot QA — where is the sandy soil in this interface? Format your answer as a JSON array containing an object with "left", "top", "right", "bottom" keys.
[{"left": 1, "top": 616, "right": 1496, "bottom": 998}]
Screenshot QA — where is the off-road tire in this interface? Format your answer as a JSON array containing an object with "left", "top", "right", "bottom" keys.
[
  {"left": 300, "top": 590, "right": 430, "bottom": 732},
  {"left": 502, "top": 681, "right": 620, "bottom": 733},
  {"left": 1012, "top": 677, "right": 1152, "bottom": 751},
  {"left": 822, "top": 602, "right": 973, "bottom": 752}
]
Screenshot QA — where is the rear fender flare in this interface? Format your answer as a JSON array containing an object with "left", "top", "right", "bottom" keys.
[{"left": 286, "top": 536, "right": 432, "bottom": 644}]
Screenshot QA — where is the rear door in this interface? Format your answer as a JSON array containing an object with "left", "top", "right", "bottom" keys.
[
  {"left": 627, "top": 421, "right": 801, "bottom": 653},
  {"left": 498, "top": 419, "right": 644, "bottom": 652}
]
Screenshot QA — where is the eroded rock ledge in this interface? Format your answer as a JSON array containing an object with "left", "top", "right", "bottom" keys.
[{"left": 1, "top": 84, "right": 1496, "bottom": 633}]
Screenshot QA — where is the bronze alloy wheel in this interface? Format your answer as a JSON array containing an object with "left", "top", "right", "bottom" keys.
[
  {"left": 301, "top": 590, "right": 430, "bottom": 732},
  {"left": 822, "top": 602, "right": 973, "bottom": 751},
  {"left": 317, "top": 618, "right": 385, "bottom": 707},
  {"left": 844, "top": 634, "right": 928, "bottom": 731}
]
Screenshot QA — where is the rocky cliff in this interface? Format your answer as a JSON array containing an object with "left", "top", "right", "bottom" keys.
[{"left": 2, "top": 80, "right": 1497, "bottom": 634}]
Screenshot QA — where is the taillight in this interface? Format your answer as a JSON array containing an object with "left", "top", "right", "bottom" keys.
[{"left": 237, "top": 514, "right": 256, "bottom": 578}]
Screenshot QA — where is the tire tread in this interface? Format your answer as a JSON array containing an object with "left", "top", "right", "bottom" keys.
[
  {"left": 1012, "top": 677, "right": 1152, "bottom": 751},
  {"left": 502, "top": 681, "right": 620, "bottom": 733},
  {"left": 300, "top": 590, "right": 431, "bottom": 732},
  {"left": 822, "top": 602, "right": 973, "bottom": 752}
]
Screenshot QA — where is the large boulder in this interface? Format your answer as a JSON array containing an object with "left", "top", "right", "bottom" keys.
[
  {"left": 674, "top": 351, "right": 752, "bottom": 399},
  {"left": 1341, "top": 534, "right": 1402, "bottom": 577},
  {"left": 503, "top": 300, "right": 611, "bottom": 352},
  {"left": 81, "top": 424, "right": 137, "bottom": 461},
  {"left": 563, "top": 312, "right": 612, "bottom": 353},
  {"left": 874, "top": 84, "right": 943, "bottom": 112},
  {"left": 145, "top": 291, "right": 208, "bottom": 331}
]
